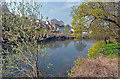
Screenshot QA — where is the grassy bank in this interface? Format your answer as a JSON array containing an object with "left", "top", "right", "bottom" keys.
[
  {"left": 68, "top": 40, "right": 119, "bottom": 77},
  {"left": 88, "top": 40, "right": 119, "bottom": 59}
]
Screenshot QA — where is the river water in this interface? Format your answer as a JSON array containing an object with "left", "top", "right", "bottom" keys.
[
  {"left": 38, "top": 39, "right": 96, "bottom": 77},
  {"left": 3, "top": 39, "right": 96, "bottom": 77}
]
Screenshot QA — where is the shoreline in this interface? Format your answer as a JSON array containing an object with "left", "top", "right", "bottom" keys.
[
  {"left": 68, "top": 40, "right": 119, "bottom": 77},
  {"left": 68, "top": 56, "right": 118, "bottom": 77}
]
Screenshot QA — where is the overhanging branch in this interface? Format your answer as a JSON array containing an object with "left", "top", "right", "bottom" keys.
[{"left": 103, "top": 18, "right": 120, "bottom": 28}]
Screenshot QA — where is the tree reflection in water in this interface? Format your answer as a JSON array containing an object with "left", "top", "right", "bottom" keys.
[
  {"left": 39, "top": 40, "right": 87, "bottom": 52},
  {"left": 39, "top": 39, "right": 72, "bottom": 50},
  {"left": 74, "top": 41, "right": 86, "bottom": 52}
]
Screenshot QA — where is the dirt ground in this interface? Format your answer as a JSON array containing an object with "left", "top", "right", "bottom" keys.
[{"left": 71, "top": 56, "right": 118, "bottom": 77}]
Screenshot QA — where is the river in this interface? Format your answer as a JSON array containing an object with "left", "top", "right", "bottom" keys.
[
  {"left": 38, "top": 39, "right": 96, "bottom": 77},
  {"left": 2, "top": 39, "right": 96, "bottom": 77}
]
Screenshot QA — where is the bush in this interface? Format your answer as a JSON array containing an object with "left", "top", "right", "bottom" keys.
[
  {"left": 88, "top": 41, "right": 105, "bottom": 59},
  {"left": 88, "top": 40, "right": 119, "bottom": 59},
  {"left": 67, "top": 56, "right": 84, "bottom": 77}
]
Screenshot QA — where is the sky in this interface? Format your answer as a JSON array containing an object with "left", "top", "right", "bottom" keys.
[
  {"left": 5, "top": 0, "right": 119, "bottom": 25},
  {"left": 6, "top": 2, "right": 81, "bottom": 25},
  {"left": 40, "top": 2, "right": 81, "bottom": 25}
]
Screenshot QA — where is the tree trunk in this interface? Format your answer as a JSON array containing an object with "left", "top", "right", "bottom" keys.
[
  {"left": 36, "top": 43, "right": 39, "bottom": 79},
  {"left": 105, "top": 37, "right": 107, "bottom": 44},
  {"left": 108, "top": 39, "right": 111, "bottom": 43},
  {"left": 108, "top": 37, "right": 111, "bottom": 43}
]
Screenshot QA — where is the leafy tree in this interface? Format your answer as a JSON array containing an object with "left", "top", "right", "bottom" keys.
[
  {"left": 71, "top": 2, "right": 120, "bottom": 43},
  {"left": 2, "top": 2, "right": 48, "bottom": 77}
]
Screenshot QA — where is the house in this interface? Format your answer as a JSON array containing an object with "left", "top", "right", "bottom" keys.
[
  {"left": 71, "top": 28, "right": 74, "bottom": 32},
  {"left": 29, "top": 18, "right": 74, "bottom": 33},
  {"left": 51, "top": 19, "right": 64, "bottom": 27},
  {"left": 31, "top": 20, "right": 56, "bottom": 31}
]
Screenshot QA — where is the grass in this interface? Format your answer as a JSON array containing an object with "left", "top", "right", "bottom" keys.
[
  {"left": 88, "top": 40, "right": 119, "bottom": 59},
  {"left": 101, "top": 43, "right": 119, "bottom": 58}
]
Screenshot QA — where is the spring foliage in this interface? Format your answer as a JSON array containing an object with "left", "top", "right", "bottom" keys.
[
  {"left": 2, "top": 2, "right": 48, "bottom": 77},
  {"left": 88, "top": 41, "right": 119, "bottom": 59},
  {"left": 71, "top": 2, "right": 120, "bottom": 40}
]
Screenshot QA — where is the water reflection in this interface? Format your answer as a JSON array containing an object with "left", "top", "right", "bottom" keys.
[
  {"left": 38, "top": 39, "right": 95, "bottom": 77},
  {"left": 3, "top": 39, "right": 95, "bottom": 77},
  {"left": 74, "top": 41, "right": 86, "bottom": 52},
  {"left": 40, "top": 40, "right": 87, "bottom": 52}
]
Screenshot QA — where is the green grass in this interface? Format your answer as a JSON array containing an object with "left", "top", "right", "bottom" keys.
[
  {"left": 101, "top": 43, "right": 119, "bottom": 58},
  {"left": 88, "top": 40, "right": 119, "bottom": 59}
]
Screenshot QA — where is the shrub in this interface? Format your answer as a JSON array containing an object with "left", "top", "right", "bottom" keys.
[
  {"left": 67, "top": 57, "right": 84, "bottom": 77},
  {"left": 88, "top": 40, "right": 119, "bottom": 59},
  {"left": 88, "top": 41, "right": 105, "bottom": 59}
]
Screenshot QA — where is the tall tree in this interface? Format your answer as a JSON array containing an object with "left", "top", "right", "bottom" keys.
[{"left": 71, "top": 2, "right": 120, "bottom": 42}]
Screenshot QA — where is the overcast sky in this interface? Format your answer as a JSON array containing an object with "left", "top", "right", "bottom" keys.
[{"left": 40, "top": 2, "right": 81, "bottom": 25}]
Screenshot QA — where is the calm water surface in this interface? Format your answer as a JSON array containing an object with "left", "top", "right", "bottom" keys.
[{"left": 38, "top": 39, "right": 96, "bottom": 77}]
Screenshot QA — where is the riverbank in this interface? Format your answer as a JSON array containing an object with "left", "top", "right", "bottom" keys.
[
  {"left": 68, "top": 56, "right": 118, "bottom": 77},
  {"left": 68, "top": 40, "right": 119, "bottom": 77},
  {"left": 36, "top": 32, "right": 75, "bottom": 41}
]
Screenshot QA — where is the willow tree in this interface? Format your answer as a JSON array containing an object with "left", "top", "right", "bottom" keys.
[
  {"left": 2, "top": 2, "right": 48, "bottom": 77},
  {"left": 71, "top": 2, "right": 120, "bottom": 43}
]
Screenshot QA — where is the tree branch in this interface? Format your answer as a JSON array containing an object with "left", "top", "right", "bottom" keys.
[{"left": 103, "top": 18, "right": 120, "bottom": 28}]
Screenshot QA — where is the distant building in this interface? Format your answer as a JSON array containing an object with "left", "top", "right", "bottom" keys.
[
  {"left": 57, "top": 28, "right": 59, "bottom": 31},
  {"left": 29, "top": 18, "right": 73, "bottom": 33},
  {"left": 31, "top": 20, "right": 56, "bottom": 31},
  {"left": 46, "top": 21, "right": 49, "bottom": 24},
  {"left": 71, "top": 28, "right": 74, "bottom": 32},
  {"left": 51, "top": 19, "right": 64, "bottom": 26},
  {"left": 51, "top": 19, "right": 58, "bottom": 25},
  {"left": 58, "top": 27, "right": 64, "bottom": 33}
]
